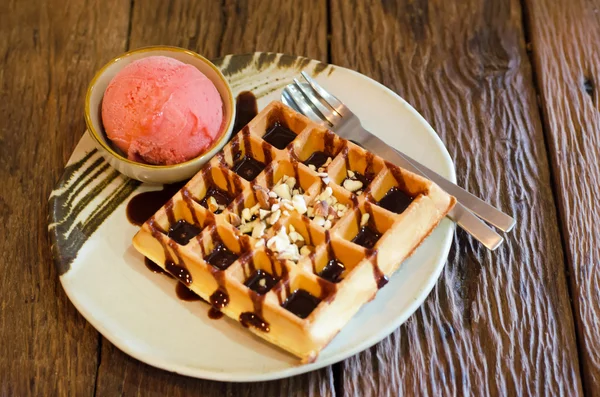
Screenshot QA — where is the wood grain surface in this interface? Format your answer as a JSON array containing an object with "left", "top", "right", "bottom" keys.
[
  {"left": 330, "top": 0, "right": 583, "bottom": 395},
  {"left": 0, "top": 0, "right": 130, "bottom": 395},
  {"left": 0, "top": 0, "right": 595, "bottom": 395},
  {"left": 523, "top": 0, "right": 600, "bottom": 394}
]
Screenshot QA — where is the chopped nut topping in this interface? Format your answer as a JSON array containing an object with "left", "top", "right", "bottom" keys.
[
  {"left": 313, "top": 216, "right": 326, "bottom": 227},
  {"left": 306, "top": 186, "right": 351, "bottom": 229},
  {"left": 285, "top": 177, "right": 296, "bottom": 189},
  {"left": 318, "top": 186, "right": 333, "bottom": 201},
  {"left": 273, "top": 183, "right": 292, "bottom": 200},
  {"left": 343, "top": 179, "right": 363, "bottom": 193},
  {"left": 259, "top": 209, "right": 270, "bottom": 219},
  {"left": 229, "top": 213, "right": 241, "bottom": 227},
  {"left": 241, "top": 207, "right": 252, "bottom": 221},
  {"left": 253, "top": 185, "right": 270, "bottom": 208},
  {"left": 239, "top": 221, "right": 255, "bottom": 235},
  {"left": 300, "top": 245, "right": 313, "bottom": 256},
  {"left": 266, "top": 226, "right": 313, "bottom": 263},
  {"left": 267, "top": 209, "right": 281, "bottom": 225},
  {"left": 207, "top": 196, "right": 221, "bottom": 213},
  {"left": 282, "top": 200, "right": 295, "bottom": 211},
  {"left": 360, "top": 213, "right": 370, "bottom": 227},
  {"left": 292, "top": 194, "right": 307, "bottom": 214},
  {"left": 232, "top": 176, "right": 313, "bottom": 239},
  {"left": 313, "top": 200, "right": 330, "bottom": 217},
  {"left": 267, "top": 227, "right": 290, "bottom": 252},
  {"left": 252, "top": 221, "right": 266, "bottom": 238}
]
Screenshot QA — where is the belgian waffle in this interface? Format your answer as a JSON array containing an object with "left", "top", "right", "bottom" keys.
[{"left": 132, "top": 101, "right": 456, "bottom": 362}]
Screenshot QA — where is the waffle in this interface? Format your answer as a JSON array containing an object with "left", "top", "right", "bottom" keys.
[{"left": 132, "top": 101, "right": 456, "bottom": 362}]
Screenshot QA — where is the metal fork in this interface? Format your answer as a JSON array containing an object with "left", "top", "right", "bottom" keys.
[{"left": 282, "top": 72, "right": 515, "bottom": 250}]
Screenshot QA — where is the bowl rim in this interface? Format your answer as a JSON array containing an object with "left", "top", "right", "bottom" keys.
[{"left": 85, "top": 45, "right": 234, "bottom": 170}]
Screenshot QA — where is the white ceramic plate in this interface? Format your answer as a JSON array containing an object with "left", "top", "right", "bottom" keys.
[{"left": 49, "top": 53, "right": 455, "bottom": 382}]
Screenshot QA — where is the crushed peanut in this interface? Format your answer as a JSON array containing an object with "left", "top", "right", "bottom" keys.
[
  {"left": 266, "top": 226, "right": 314, "bottom": 263},
  {"left": 233, "top": 175, "right": 310, "bottom": 240},
  {"left": 360, "top": 213, "right": 370, "bottom": 227},
  {"left": 305, "top": 185, "right": 351, "bottom": 230},
  {"left": 343, "top": 178, "right": 363, "bottom": 193}
]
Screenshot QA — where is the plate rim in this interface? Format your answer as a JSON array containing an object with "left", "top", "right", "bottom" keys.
[{"left": 56, "top": 52, "right": 455, "bottom": 382}]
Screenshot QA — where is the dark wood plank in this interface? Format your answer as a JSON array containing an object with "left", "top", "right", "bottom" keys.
[
  {"left": 0, "top": 0, "right": 130, "bottom": 395},
  {"left": 330, "top": 0, "right": 583, "bottom": 395},
  {"left": 127, "top": 0, "right": 327, "bottom": 61},
  {"left": 523, "top": 0, "right": 600, "bottom": 394},
  {"left": 94, "top": 1, "right": 333, "bottom": 394}
]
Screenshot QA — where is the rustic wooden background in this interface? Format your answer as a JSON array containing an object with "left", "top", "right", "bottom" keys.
[{"left": 1, "top": 0, "right": 597, "bottom": 395}]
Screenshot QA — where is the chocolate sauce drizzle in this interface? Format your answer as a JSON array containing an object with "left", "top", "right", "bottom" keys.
[
  {"left": 378, "top": 186, "right": 414, "bottom": 214},
  {"left": 198, "top": 186, "right": 232, "bottom": 214},
  {"left": 205, "top": 243, "right": 238, "bottom": 270},
  {"left": 147, "top": 215, "right": 193, "bottom": 287},
  {"left": 368, "top": 250, "right": 389, "bottom": 289},
  {"left": 263, "top": 121, "right": 296, "bottom": 149},
  {"left": 245, "top": 270, "right": 278, "bottom": 295},
  {"left": 230, "top": 134, "right": 241, "bottom": 162},
  {"left": 272, "top": 259, "right": 291, "bottom": 305},
  {"left": 324, "top": 130, "right": 336, "bottom": 155},
  {"left": 232, "top": 156, "right": 265, "bottom": 182},
  {"left": 206, "top": 230, "right": 233, "bottom": 314},
  {"left": 304, "top": 151, "right": 330, "bottom": 169},
  {"left": 165, "top": 261, "right": 192, "bottom": 286},
  {"left": 386, "top": 161, "right": 409, "bottom": 192},
  {"left": 175, "top": 282, "right": 205, "bottom": 302},
  {"left": 208, "top": 308, "right": 224, "bottom": 319},
  {"left": 181, "top": 187, "right": 201, "bottom": 225},
  {"left": 319, "top": 260, "right": 345, "bottom": 284},
  {"left": 282, "top": 289, "right": 321, "bottom": 319},
  {"left": 232, "top": 91, "right": 258, "bottom": 135},
  {"left": 126, "top": 181, "right": 187, "bottom": 226},
  {"left": 240, "top": 312, "right": 270, "bottom": 332},
  {"left": 167, "top": 219, "right": 201, "bottom": 246},
  {"left": 209, "top": 289, "right": 229, "bottom": 309},
  {"left": 144, "top": 257, "right": 173, "bottom": 278}
]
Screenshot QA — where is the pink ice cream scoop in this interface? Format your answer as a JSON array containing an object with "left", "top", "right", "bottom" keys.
[{"left": 101, "top": 56, "right": 224, "bottom": 165}]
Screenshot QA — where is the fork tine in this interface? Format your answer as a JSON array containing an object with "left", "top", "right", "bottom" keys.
[
  {"left": 281, "top": 88, "right": 303, "bottom": 113},
  {"left": 292, "top": 79, "right": 342, "bottom": 127},
  {"left": 283, "top": 85, "right": 330, "bottom": 128},
  {"left": 300, "top": 71, "right": 348, "bottom": 116}
]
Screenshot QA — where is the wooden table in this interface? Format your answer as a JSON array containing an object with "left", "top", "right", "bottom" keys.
[{"left": 2, "top": 0, "right": 598, "bottom": 395}]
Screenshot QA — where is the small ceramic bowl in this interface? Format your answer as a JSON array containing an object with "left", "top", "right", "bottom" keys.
[{"left": 85, "top": 46, "right": 235, "bottom": 184}]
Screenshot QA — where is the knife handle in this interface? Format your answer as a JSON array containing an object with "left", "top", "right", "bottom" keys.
[{"left": 447, "top": 203, "right": 503, "bottom": 250}]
